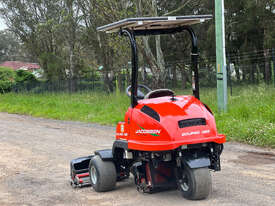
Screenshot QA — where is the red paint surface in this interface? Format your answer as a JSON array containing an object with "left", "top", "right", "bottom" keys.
[
  {"left": 76, "top": 173, "right": 89, "bottom": 178},
  {"left": 116, "top": 95, "right": 226, "bottom": 151}
]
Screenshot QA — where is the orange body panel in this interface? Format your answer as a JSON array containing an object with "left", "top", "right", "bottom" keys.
[{"left": 116, "top": 95, "right": 226, "bottom": 151}]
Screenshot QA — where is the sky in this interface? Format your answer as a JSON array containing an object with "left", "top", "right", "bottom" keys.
[{"left": 0, "top": 17, "right": 8, "bottom": 30}]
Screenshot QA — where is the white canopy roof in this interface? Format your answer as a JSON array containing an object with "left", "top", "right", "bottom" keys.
[{"left": 97, "top": 15, "right": 212, "bottom": 33}]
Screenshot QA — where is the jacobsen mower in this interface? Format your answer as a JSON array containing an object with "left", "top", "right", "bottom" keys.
[{"left": 70, "top": 15, "right": 226, "bottom": 200}]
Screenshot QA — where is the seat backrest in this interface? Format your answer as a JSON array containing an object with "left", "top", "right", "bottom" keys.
[{"left": 144, "top": 89, "right": 175, "bottom": 99}]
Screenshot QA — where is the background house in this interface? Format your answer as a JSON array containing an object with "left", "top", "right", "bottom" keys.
[{"left": 0, "top": 61, "right": 42, "bottom": 78}]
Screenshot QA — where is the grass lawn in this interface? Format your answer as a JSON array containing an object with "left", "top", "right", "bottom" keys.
[{"left": 0, "top": 85, "right": 274, "bottom": 148}]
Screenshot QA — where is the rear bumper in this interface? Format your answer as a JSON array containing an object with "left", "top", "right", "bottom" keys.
[{"left": 128, "top": 134, "right": 226, "bottom": 151}]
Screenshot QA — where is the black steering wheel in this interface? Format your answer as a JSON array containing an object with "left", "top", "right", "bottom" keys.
[{"left": 126, "top": 84, "right": 152, "bottom": 100}]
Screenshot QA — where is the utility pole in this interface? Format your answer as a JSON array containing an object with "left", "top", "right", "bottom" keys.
[{"left": 215, "top": 0, "right": 227, "bottom": 112}]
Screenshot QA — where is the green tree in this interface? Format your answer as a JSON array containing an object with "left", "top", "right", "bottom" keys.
[
  {"left": 0, "top": 30, "right": 20, "bottom": 62},
  {"left": 0, "top": 0, "right": 86, "bottom": 87},
  {"left": 0, "top": 66, "right": 16, "bottom": 93},
  {"left": 78, "top": 0, "right": 135, "bottom": 92}
]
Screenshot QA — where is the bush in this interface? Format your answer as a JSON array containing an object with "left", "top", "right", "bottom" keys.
[
  {"left": 0, "top": 66, "right": 16, "bottom": 93},
  {"left": 15, "top": 70, "right": 37, "bottom": 83},
  {"left": 14, "top": 70, "right": 38, "bottom": 91}
]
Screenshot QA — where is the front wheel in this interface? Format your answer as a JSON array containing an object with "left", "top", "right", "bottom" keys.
[
  {"left": 89, "top": 155, "right": 117, "bottom": 192},
  {"left": 177, "top": 166, "right": 211, "bottom": 200}
]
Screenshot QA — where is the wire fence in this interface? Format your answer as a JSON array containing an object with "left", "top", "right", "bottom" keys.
[
  {"left": 10, "top": 48, "right": 275, "bottom": 94},
  {"left": 11, "top": 79, "right": 105, "bottom": 93}
]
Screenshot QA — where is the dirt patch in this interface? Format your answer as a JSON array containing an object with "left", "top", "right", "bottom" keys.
[
  {"left": 1, "top": 112, "right": 275, "bottom": 206},
  {"left": 231, "top": 151, "right": 275, "bottom": 165}
]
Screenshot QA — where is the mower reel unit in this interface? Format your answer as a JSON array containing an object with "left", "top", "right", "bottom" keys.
[{"left": 70, "top": 15, "right": 226, "bottom": 200}]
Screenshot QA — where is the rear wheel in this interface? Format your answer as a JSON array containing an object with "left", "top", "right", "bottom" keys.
[
  {"left": 89, "top": 155, "right": 117, "bottom": 192},
  {"left": 178, "top": 166, "right": 211, "bottom": 200}
]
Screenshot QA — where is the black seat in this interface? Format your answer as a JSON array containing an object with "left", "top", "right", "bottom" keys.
[{"left": 144, "top": 89, "right": 175, "bottom": 99}]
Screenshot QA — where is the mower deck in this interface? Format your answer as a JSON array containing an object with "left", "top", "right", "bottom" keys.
[{"left": 70, "top": 156, "right": 93, "bottom": 188}]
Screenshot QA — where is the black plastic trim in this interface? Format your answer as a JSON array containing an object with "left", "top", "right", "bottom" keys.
[
  {"left": 95, "top": 149, "right": 113, "bottom": 161},
  {"left": 203, "top": 103, "right": 213, "bottom": 115},
  {"left": 181, "top": 152, "right": 210, "bottom": 169},
  {"left": 112, "top": 140, "right": 128, "bottom": 155},
  {"left": 178, "top": 118, "right": 206, "bottom": 128},
  {"left": 70, "top": 155, "right": 93, "bottom": 174},
  {"left": 141, "top": 105, "right": 160, "bottom": 122}
]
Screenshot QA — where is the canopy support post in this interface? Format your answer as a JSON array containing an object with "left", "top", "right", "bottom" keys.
[
  {"left": 181, "top": 26, "right": 199, "bottom": 100},
  {"left": 120, "top": 29, "right": 138, "bottom": 108}
]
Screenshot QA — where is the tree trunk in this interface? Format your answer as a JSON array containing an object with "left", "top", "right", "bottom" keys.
[
  {"left": 264, "top": 49, "right": 271, "bottom": 84},
  {"left": 140, "top": 36, "right": 160, "bottom": 89},
  {"left": 242, "top": 67, "right": 246, "bottom": 82},
  {"left": 117, "top": 71, "right": 125, "bottom": 92},
  {"left": 250, "top": 63, "right": 256, "bottom": 84},
  {"left": 181, "top": 64, "right": 189, "bottom": 89},
  {"left": 103, "top": 53, "right": 114, "bottom": 93},
  {"left": 172, "top": 66, "right": 177, "bottom": 88},
  {"left": 68, "top": 43, "right": 76, "bottom": 92},
  {"left": 66, "top": 0, "right": 79, "bottom": 92},
  {"left": 105, "top": 74, "right": 114, "bottom": 92},
  {"left": 153, "top": 0, "right": 166, "bottom": 88},
  {"left": 136, "top": 0, "right": 166, "bottom": 89}
]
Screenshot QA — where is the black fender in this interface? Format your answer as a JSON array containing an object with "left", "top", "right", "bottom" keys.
[
  {"left": 112, "top": 140, "right": 128, "bottom": 159},
  {"left": 181, "top": 152, "right": 210, "bottom": 169},
  {"left": 95, "top": 149, "right": 113, "bottom": 161},
  {"left": 70, "top": 155, "right": 93, "bottom": 176},
  {"left": 112, "top": 140, "right": 128, "bottom": 152}
]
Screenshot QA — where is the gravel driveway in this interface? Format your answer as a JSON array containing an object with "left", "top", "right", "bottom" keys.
[{"left": 0, "top": 112, "right": 275, "bottom": 206}]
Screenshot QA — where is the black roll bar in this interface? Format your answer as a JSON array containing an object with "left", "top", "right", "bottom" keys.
[
  {"left": 120, "top": 26, "right": 199, "bottom": 108},
  {"left": 183, "top": 27, "right": 200, "bottom": 100},
  {"left": 120, "top": 29, "right": 139, "bottom": 107}
]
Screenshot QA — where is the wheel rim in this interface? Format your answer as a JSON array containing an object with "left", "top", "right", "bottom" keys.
[
  {"left": 180, "top": 173, "right": 189, "bottom": 192},
  {"left": 90, "top": 165, "right": 97, "bottom": 185}
]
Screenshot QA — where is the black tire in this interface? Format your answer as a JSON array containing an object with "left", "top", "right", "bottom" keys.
[
  {"left": 89, "top": 155, "right": 117, "bottom": 192},
  {"left": 178, "top": 166, "right": 211, "bottom": 200}
]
